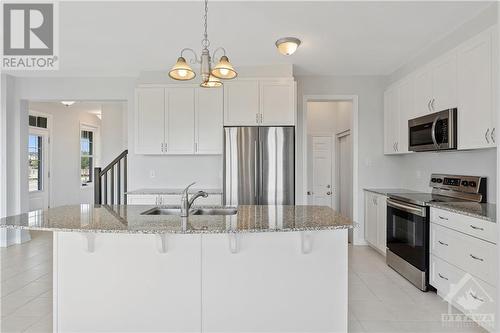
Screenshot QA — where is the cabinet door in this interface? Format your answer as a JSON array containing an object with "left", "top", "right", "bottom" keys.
[
  {"left": 364, "top": 192, "right": 378, "bottom": 246},
  {"left": 376, "top": 194, "right": 387, "bottom": 254},
  {"left": 135, "top": 88, "right": 165, "bottom": 154},
  {"left": 224, "top": 81, "right": 259, "bottom": 125},
  {"left": 398, "top": 77, "right": 414, "bottom": 153},
  {"left": 259, "top": 80, "right": 295, "bottom": 125},
  {"left": 457, "top": 29, "right": 494, "bottom": 150},
  {"left": 414, "top": 67, "right": 433, "bottom": 116},
  {"left": 383, "top": 86, "right": 399, "bottom": 154},
  {"left": 195, "top": 88, "right": 223, "bottom": 154},
  {"left": 432, "top": 52, "right": 457, "bottom": 111},
  {"left": 165, "top": 87, "right": 195, "bottom": 154}
]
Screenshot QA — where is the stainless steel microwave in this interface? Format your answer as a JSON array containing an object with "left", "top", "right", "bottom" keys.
[{"left": 408, "top": 108, "right": 457, "bottom": 152}]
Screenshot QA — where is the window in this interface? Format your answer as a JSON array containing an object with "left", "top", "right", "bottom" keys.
[
  {"left": 29, "top": 115, "right": 48, "bottom": 129},
  {"left": 80, "top": 129, "right": 94, "bottom": 186},
  {"left": 28, "top": 135, "right": 43, "bottom": 192}
]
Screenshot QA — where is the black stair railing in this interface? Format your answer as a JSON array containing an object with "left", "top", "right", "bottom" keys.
[{"left": 94, "top": 150, "right": 128, "bottom": 205}]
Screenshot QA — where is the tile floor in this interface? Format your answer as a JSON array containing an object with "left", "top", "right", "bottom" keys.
[{"left": 0, "top": 231, "right": 488, "bottom": 333}]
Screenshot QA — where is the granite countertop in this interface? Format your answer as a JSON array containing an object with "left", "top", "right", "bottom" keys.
[
  {"left": 0, "top": 205, "right": 354, "bottom": 234},
  {"left": 364, "top": 188, "right": 419, "bottom": 196},
  {"left": 126, "top": 188, "right": 223, "bottom": 195},
  {"left": 428, "top": 202, "right": 496, "bottom": 223}
]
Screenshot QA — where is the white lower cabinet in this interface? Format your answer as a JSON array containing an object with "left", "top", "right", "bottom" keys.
[
  {"left": 201, "top": 230, "right": 348, "bottom": 333},
  {"left": 429, "top": 208, "right": 496, "bottom": 332},
  {"left": 364, "top": 191, "right": 386, "bottom": 254}
]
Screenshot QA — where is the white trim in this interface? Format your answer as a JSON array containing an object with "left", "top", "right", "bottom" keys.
[
  {"left": 28, "top": 111, "right": 53, "bottom": 208},
  {"left": 302, "top": 95, "right": 361, "bottom": 244}
]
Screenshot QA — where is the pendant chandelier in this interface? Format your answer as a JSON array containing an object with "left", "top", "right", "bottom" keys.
[{"left": 168, "top": 0, "right": 237, "bottom": 87}]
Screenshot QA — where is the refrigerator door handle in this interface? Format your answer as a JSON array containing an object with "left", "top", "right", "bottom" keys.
[
  {"left": 259, "top": 139, "right": 263, "bottom": 204},
  {"left": 254, "top": 141, "right": 258, "bottom": 203}
]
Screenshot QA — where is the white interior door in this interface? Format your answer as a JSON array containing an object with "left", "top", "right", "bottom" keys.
[
  {"left": 28, "top": 128, "right": 50, "bottom": 211},
  {"left": 311, "top": 136, "right": 332, "bottom": 207}
]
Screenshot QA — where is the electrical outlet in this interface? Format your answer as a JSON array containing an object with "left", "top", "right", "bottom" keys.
[{"left": 149, "top": 170, "right": 156, "bottom": 178}]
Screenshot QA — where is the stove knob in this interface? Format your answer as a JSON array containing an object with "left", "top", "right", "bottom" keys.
[
  {"left": 461, "top": 180, "right": 468, "bottom": 187},
  {"left": 431, "top": 178, "right": 437, "bottom": 183},
  {"left": 436, "top": 179, "right": 443, "bottom": 183},
  {"left": 469, "top": 181, "right": 477, "bottom": 188}
]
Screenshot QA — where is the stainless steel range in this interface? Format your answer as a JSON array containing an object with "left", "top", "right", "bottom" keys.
[{"left": 386, "top": 174, "right": 486, "bottom": 291}]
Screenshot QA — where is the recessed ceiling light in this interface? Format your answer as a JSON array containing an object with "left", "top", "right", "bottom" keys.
[
  {"left": 61, "top": 101, "right": 76, "bottom": 107},
  {"left": 275, "top": 37, "right": 301, "bottom": 56}
]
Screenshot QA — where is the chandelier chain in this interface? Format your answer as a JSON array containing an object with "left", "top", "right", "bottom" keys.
[{"left": 202, "top": 0, "right": 210, "bottom": 48}]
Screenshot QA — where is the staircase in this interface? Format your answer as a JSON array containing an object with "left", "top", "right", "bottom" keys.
[{"left": 94, "top": 150, "right": 128, "bottom": 205}]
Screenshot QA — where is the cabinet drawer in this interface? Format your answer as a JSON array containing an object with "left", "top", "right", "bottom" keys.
[
  {"left": 430, "top": 254, "right": 496, "bottom": 322},
  {"left": 430, "top": 208, "right": 496, "bottom": 244},
  {"left": 431, "top": 223, "right": 497, "bottom": 286}
]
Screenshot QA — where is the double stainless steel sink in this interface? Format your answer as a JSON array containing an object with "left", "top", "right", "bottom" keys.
[{"left": 141, "top": 207, "right": 238, "bottom": 216}]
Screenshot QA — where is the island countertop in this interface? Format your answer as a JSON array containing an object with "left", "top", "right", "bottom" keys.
[{"left": 0, "top": 204, "right": 354, "bottom": 234}]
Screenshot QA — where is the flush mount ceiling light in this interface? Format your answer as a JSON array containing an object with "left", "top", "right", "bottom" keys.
[
  {"left": 168, "top": 0, "right": 237, "bottom": 87},
  {"left": 61, "top": 101, "right": 76, "bottom": 107},
  {"left": 275, "top": 37, "right": 301, "bottom": 56}
]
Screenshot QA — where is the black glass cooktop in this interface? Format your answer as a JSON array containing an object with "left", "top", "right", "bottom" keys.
[{"left": 387, "top": 192, "right": 468, "bottom": 206}]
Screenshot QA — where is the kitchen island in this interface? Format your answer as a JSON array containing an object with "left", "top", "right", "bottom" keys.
[{"left": 1, "top": 204, "right": 353, "bottom": 333}]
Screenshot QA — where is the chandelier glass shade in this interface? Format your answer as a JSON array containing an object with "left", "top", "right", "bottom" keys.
[{"left": 168, "top": 0, "right": 237, "bottom": 87}]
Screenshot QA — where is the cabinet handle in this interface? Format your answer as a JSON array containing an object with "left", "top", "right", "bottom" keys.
[
  {"left": 256, "top": 113, "right": 259, "bottom": 123},
  {"left": 485, "top": 128, "right": 490, "bottom": 144},
  {"left": 470, "top": 292, "right": 485, "bottom": 302},
  {"left": 260, "top": 113, "right": 263, "bottom": 123},
  {"left": 194, "top": 142, "right": 198, "bottom": 152},
  {"left": 427, "top": 100, "right": 431, "bottom": 112},
  {"left": 161, "top": 143, "right": 164, "bottom": 153},
  {"left": 438, "top": 273, "right": 448, "bottom": 281},
  {"left": 438, "top": 216, "right": 448, "bottom": 221},
  {"left": 470, "top": 224, "right": 484, "bottom": 231},
  {"left": 431, "top": 98, "right": 435, "bottom": 111},
  {"left": 470, "top": 254, "right": 484, "bottom": 262},
  {"left": 396, "top": 142, "right": 399, "bottom": 152},
  {"left": 491, "top": 128, "right": 496, "bottom": 144},
  {"left": 438, "top": 240, "right": 448, "bottom": 246}
]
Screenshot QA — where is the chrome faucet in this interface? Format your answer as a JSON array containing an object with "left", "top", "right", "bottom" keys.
[{"left": 180, "top": 182, "right": 208, "bottom": 217}]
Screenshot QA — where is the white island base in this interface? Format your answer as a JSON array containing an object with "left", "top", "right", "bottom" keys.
[{"left": 54, "top": 229, "right": 348, "bottom": 332}]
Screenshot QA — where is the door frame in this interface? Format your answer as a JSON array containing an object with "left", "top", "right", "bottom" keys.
[
  {"left": 302, "top": 95, "right": 359, "bottom": 241},
  {"left": 335, "top": 129, "right": 351, "bottom": 214},
  {"left": 28, "top": 111, "right": 53, "bottom": 209}
]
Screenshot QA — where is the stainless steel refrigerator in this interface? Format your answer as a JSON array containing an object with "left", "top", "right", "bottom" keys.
[{"left": 223, "top": 127, "right": 295, "bottom": 205}]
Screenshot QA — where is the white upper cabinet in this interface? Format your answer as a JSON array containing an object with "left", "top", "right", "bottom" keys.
[
  {"left": 224, "top": 81, "right": 260, "bottom": 125},
  {"left": 135, "top": 85, "right": 223, "bottom": 155},
  {"left": 195, "top": 88, "right": 223, "bottom": 154},
  {"left": 224, "top": 79, "right": 296, "bottom": 126},
  {"left": 457, "top": 28, "right": 496, "bottom": 150},
  {"left": 166, "top": 87, "right": 195, "bottom": 154},
  {"left": 384, "top": 25, "right": 497, "bottom": 153},
  {"left": 414, "top": 67, "right": 433, "bottom": 117},
  {"left": 135, "top": 88, "right": 165, "bottom": 154},
  {"left": 260, "top": 80, "right": 295, "bottom": 125},
  {"left": 384, "top": 86, "right": 400, "bottom": 154},
  {"left": 431, "top": 52, "right": 457, "bottom": 112}
]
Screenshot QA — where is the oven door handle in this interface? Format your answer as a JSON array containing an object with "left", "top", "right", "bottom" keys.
[
  {"left": 431, "top": 115, "right": 440, "bottom": 149},
  {"left": 387, "top": 199, "right": 427, "bottom": 217}
]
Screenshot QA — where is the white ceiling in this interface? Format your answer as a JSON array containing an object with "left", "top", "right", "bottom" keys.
[
  {"left": 11, "top": 1, "right": 494, "bottom": 77},
  {"left": 30, "top": 101, "right": 102, "bottom": 115}
]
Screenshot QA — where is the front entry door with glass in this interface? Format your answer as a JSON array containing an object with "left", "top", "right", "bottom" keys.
[{"left": 28, "top": 128, "right": 50, "bottom": 211}]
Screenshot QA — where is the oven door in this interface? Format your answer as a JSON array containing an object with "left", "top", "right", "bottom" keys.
[{"left": 386, "top": 199, "right": 428, "bottom": 271}]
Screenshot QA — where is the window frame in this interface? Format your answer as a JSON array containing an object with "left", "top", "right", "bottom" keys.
[{"left": 80, "top": 124, "right": 98, "bottom": 187}]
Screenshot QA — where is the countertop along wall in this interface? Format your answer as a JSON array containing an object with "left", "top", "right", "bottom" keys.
[{"left": 388, "top": 3, "right": 498, "bottom": 203}]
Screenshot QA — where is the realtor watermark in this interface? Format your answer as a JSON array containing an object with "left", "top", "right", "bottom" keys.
[
  {"left": 440, "top": 273, "right": 495, "bottom": 330},
  {"left": 1, "top": 1, "right": 59, "bottom": 70}
]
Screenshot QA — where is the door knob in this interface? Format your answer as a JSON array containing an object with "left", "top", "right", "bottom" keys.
[
  {"left": 327, "top": 192, "right": 332, "bottom": 195},
  {"left": 307, "top": 191, "right": 312, "bottom": 195},
  {"left": 326, "top": 185, "right": 331, "bottom": 188}
]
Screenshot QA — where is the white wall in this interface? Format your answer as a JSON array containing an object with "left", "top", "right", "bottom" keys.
[
  {"left": 101, "top": 102, "right": 127, "bottom": 166},
  {"left": 297, "top": 75, "right": 403, "bottom": 245},
  {"left": 388, "top": 3, "right": 498, "bottom": 203}
]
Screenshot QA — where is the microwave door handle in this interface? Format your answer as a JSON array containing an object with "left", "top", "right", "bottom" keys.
[{"left": 431, "top": 115, "right": 440, "bottom": 148}]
